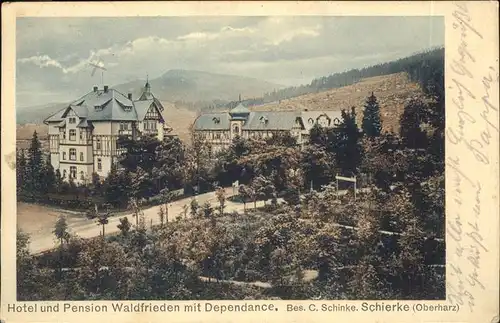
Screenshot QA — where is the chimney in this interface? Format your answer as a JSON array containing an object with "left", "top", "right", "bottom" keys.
[
  {"left": 104, "top": 85, "right": 109, "bottom": 93},
  {"left": 93, "top": 86, "right": 98, "bottom": 92},
  {"left": 128, "top": 93, "right": 132, "bottom": 100}
]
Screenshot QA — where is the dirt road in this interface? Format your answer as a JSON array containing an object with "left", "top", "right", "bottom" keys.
[{"left": 18, "top": 187, "right": 268, "bottom": 254}]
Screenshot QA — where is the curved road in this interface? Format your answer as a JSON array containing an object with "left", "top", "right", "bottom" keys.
[{"left": 28, "top": 187, "right": 267, "bottom": 254}]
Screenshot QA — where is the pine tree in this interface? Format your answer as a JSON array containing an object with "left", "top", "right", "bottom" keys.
[
  {"left": 40, "top": 155, "right": 56, "bottom": 196},
  {"left": 362, "top": 92, "right": 382, "bottom": 137},
  {"left": 332, "top": 107, "right": 363, "bottom": 175},
  {"left": 54, "top": 169, "right": 63, "bottom": 193},
  {"left": 16, "top": 149, "right": 27, "bottom": 196},
  {"left": 26, "top": 131, "right": 44, "bottom": 199}
]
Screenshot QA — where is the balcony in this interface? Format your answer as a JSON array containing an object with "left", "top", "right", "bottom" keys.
[
  {"left": 142, "top": 129, "right": 158, "bottom": 136},
  {"left": 118, "top": 129, "right": 133, "bottom": 136}
]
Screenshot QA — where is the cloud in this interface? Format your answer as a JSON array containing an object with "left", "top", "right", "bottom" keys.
[
  {"left": 17, "top": 55, "right": 64, "bottom": 70},
  {"left": 18, "top": 54, "right": 94, "bottom": 75},
  {"left": 177, "top": 25, "right": 256, "bottom": 42},
  {"left": 15, "top": 16, "right": 444, "bottom": 107},
  {"left": 267, "top": 25, "right": 321, "bottom": 45}
]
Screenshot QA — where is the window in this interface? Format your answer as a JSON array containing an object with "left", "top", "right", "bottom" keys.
[
  {"left": 97, "top": 158, "right": 102, "bottom": 171},
  {"left": 144, "top": 121, "right": 157, "bottom": 131},
  {"left": 69, "top": 129, "right": 76, "bottom": 141},
  {"left": 70, "top": 166, "right": 77, "bottom": 179},
  {"left": 96, "top": 138, "right": 101, "bottom": 150},
  {"left": 80, "top": 152, "right": 84, "bottom": 161},
  {"left": 69, "top": 148, "right": 76, "bottom": 161},
  {"left": 62, "top": 152, "right": 66, "bottom": 160},
  {"left": 120, "top": 123, "right": 129, "bottom": 131},
  {"left": 216, "top": 133, "right": 221, "bottom": 140},
  {"left": 80, "top": 171, "right": 85, "bottom": 180},
  {"left": 69, "top": 117, "right": 76, "bottom": 124},
  {"left": 63, "top": 169, "right": 67, "bottom": 178},
  {"left": 232, "top": 124, "right": 239, "bottom": 133},
  {"left": 80, "top": 131, "right": 83, "bottom": 140},
  {"left": 62, "top": 131, "right": 66, "bottom": 140}
]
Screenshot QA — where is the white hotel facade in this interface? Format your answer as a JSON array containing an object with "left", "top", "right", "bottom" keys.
[{"left": 44, "top": 82, "right": 171, "bottom": 184}]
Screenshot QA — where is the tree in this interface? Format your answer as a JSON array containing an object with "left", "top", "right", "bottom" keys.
[
  {"left": 300, "top": 145, "right": 335, "bottom": 191},
  {"left": 283, "top": 187, "right": 300, "bottom": 206},
  {"left": 154, "top": 136, "right": 187, "bottom": 193},
  {"left": 17, "top": 230, "right": 44, "bottom": 300},
  {"left": 130, "top": 166, "right": 153, "bottom": 200},
  {"left": 253, "top": 175, "right": 276, "bottom": 206},
  {"left": 219, "top": 136, "right": 252, "bottom": 185},
  {"left": 53, "top": 215, "right": 71, "bottom": 279},
  {"left": 117, "top": 134, "right": 161, "bottom": 173},
  {"left": 269, "top": 247, "right": 293, "bottom": 287},
  {"left": 117, "top": 217, "right": 132, "bottom": 236},
  {"left": 89, "top": 172, "right": 103, "bottom": 201},
  {"left": 309, "top": 123, "right": 329, "bottom": 147},
  {"left": 53, "top": 215, "right": 70, "bottom": 246},
  {"left": 238, "top": 184, "right": 251, "bottom": 210},
  {"left": 189, "top": 199, "right": 200, "bottom": 218},
  {"left": 266, "top": 132, "right": 297, "bottom": 147},
  {"left": 158, "top": 205, "right": 166, "bottom": 227},
  {"left": 25, "top": 131, "right": 44, "bottom": 199},
  {"left": 104, "top": 165, "right": 131, "bottom": 208},
  {"left": 54, "top": 169, "right": 63, "bottom": 194},
  {"left": 331, "top": 107, "right": 363, "bottom": 176},
  {"left": 362, "top": 92, "right": 382, "bottom": 137},
  {"left": 40, "top": 155, "right": 56, "bottom": 195},
  {"left": 86, "top": 204, "right": 111, "bottom": 237},
  {"left": 246, "top": 184, "right": 258, "bottom": 210},
  {"left": 399, "top": 98, "right": 429, "bottom": 149},
  {"left": 16, "top": 149, "right": 27, "bottom": 196},
  {"left": 201, "top": 201, "right": 214, "bottom": 220},
  {"left": 215, "top": 186, "right": 226, "bottom": 216},
  {"left": 128, "top": 198, "right": 142, "bottom": 227},
  {"left": 184, "top": 131, "right": 213, "bottom": 194}
]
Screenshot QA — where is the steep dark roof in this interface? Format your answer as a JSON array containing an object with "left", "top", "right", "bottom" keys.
[{"left": 44, "top": 85, "right": 164, "bottom": 124}]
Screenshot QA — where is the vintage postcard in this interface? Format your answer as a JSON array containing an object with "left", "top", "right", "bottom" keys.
[{"left": 1, "top": 1, "right": 499, "bottom": 323}]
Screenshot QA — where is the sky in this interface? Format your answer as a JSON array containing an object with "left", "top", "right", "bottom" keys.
[{"left": 16, "top": 16, "right": 444, "bottom": 108}]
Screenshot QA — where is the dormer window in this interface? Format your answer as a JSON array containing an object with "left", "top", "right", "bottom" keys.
[
  {"left": 69, "top": 117, "right": 76, "bottom": 124},
  {"left": 333, "top": 118, "right": 341, "bottom": 125},
  {"left": 259, "top": 116, "right": 268, "bottom": 124},
  {"left": 308, "top": 118, "right": 314, "bottom": 125},
  {"left": 94, "top": 105, "right": 103, "bottom": 111},
  {"left": 213, "top": 117, "right": 220, "bottom": 124}
]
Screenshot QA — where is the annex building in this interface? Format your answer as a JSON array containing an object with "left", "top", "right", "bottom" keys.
[
  {"left": 44, "top": 81, "right": 171, "bottom": 184},
  {"left": 193, "top": 102, "right": 343, "bottom": 155}
]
